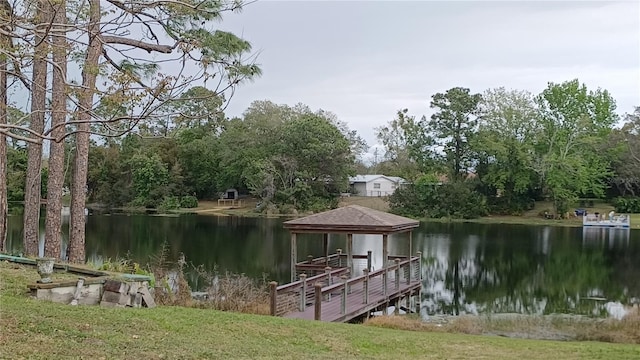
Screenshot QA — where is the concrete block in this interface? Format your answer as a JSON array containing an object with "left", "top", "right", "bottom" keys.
[
  {"left": 132, "top": 292, "right": 142, "bottom": 308},
  {"left": 103, "top": 280, "right": 130, "bottom": 294},
  {"left": 101, "top": 290, "right": 130, "bottom": 306},
  {"left": 138, "top": 287, "right": 156, "bottom": 308},
  {"left": 34, "top": 283, "right": 102, "bottom": 305},
  {"left": 77, "top": 284, "right": 103, "bottom": 305}
]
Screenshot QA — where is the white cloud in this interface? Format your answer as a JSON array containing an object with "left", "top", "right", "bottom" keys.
[{"left": 219, "top": 1, "right": 640, "bottom": 151}]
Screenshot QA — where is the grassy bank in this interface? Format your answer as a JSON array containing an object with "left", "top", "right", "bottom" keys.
[
  {"left": 366, "top": 313, "right": 640, "bottom": 344},
  {"left": 2, "top": 263, "right": 640, "bottom": 359}
]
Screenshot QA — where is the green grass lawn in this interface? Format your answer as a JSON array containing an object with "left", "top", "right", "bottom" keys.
[{"left": 1, "top": 263, "right": 640, "bottom": 359}]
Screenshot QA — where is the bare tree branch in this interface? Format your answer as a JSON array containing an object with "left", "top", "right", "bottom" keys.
[{"left": 102, "top": 35, "right": 176, "bottom": 53}]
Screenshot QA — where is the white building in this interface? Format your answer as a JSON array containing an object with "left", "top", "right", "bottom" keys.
[{"left": 348, "top": 175, "right": 408, "bottom": 197}]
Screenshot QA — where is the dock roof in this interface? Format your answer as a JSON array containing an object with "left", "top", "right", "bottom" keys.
[{"left": 283, "top": 205, "right": 419, "bottom": 234}]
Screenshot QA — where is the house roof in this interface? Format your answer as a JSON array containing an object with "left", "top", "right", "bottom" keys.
[
  {"left": 283, "top": 205, "right": 419, "bottom": 234},
  {"left": 349, "top": 175, "right": 407, "bottom": 184}
]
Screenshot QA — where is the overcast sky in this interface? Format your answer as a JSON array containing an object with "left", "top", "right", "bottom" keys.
[{"left": 218, "top": 0, "right": 640, "bottom": 153}]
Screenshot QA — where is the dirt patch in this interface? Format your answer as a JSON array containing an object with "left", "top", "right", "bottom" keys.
[{"left": 339, "top": 196, "right": 389, "bottom": 212}]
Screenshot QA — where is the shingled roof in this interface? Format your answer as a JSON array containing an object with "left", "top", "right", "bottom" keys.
[{"left": 283, "top": 205, "right": 420, "bottom": 234}]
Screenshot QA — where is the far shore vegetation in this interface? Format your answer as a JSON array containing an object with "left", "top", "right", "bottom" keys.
[
  {"left": 68, "top": 196, "right": 638, "bottom": 229},
  {"left": 5, "top": 85, "right": 640, "bottom": 227}
]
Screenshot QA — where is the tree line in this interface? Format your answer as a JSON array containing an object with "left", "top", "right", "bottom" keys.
[
  {"left": 376, "top": 81, "right": 640, "bottom": 218},
  {"left": 84, "top": 99, "right": 365, "bottom": 213}
]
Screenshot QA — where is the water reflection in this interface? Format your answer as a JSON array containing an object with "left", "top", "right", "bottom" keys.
[
  {"left": 582, "top": 227, "right": 631, "bottom": 248},
  {"left": 418, "top": 223, "right": 640, "bottom": 317},
  {"left": 6, "top": 215, "right": 639, "bottom": 317}
]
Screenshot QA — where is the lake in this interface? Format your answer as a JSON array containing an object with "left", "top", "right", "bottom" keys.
[{"left": 6, "top": 213, "right": 639, "bottom": 317}]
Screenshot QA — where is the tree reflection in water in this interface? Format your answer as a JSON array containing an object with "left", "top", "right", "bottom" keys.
[{"left": 418, "top": 223, "right": 638, "bottom": 317}]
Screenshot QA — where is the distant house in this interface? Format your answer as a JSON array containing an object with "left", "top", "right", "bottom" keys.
[{"left": 348, "top": 175, "right": 408, "bottom": 197}]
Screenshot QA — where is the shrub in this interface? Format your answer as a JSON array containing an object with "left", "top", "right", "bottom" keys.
[
  {"left": 433, "top": 182, "right": 488, "bottom": 219},
  {"left": 97, "top": 256, "right": 155, "bottom": 287},
  {"left": 150, "top": 245, "right": 192, "bottom": 307},
  {"left": 389, "top": 178, "right": 488, "bottom": 219},
  {"left": 193, "top": 265, "right": 270, "bottom": 315},
  {"left": 306, "top": 196, "right": 339, "bottom": 213},
  {"left": 613, "top": 197, "right": 640, "bottom": 213},
  {"left": 158, "top": 196, "right": 181, "bottom": 211},
  {"left": 487, "top": 196, "right": 535, "bottom": 216},
  {"left": 180, "top": 195, "right": 198, "bottom": 208},
  {"left": 149, "top": 242, "right": 269, "bottom": 314},
  {"left": 277, "top": 203, "right": 296, "bottom": 215}
]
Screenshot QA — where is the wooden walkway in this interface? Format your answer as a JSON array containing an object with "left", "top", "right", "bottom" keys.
[{"left": 270, "top": 255, "right": 421, "bottom": 322}]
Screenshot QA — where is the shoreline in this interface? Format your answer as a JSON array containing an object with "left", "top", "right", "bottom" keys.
[
  {"left": 76, "top": 198, "right": 640, "bottom": 229},
  {"left": 204, "top": 208, "right": 640, "bottom": 229}
]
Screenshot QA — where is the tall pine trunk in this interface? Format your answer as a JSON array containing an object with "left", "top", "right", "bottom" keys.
[
  {"left": 44, "top": 0, "right": 67, "bottom": 259},
  {"left": 0, "top": 35, "right": 7, "bottom": 253},
  {"left": 68, "top": 0, "right": 101, "bottom": 263},
  {"left": 23, "top": 0, "right": 49, "bottom": 257}
]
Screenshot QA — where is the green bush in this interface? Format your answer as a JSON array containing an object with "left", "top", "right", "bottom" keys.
[
  {"left": 613, "top": 197, "right": 640, "bottom": 213},
  {"left": 307, "top": 196, "right": 339, "bottom": 213},
  {"left": 389, "top": 178, "right": 488, "bottom": 219},
  {"left": 158, "top": 196, "right": 181, "bottom": 211},
  {"left": 487, "top": 196, "right": 535, "bottom": 216},
  {"left": 277, "top": 203, "right": 296, "bottom": 215},
  {"left": 180, "top": 195, "right": 199, "bottom": 208}
]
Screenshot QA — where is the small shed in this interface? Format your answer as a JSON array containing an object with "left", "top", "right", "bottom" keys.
[
  {"left": 222, "top": 188, "right": 238, "bottom": 200},
  {"left": 283, "top": 205, "right": 420, "bottom": 282}
]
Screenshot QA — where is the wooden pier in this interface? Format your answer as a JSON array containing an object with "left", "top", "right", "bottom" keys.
[
  {"left": 273, "top": 205, "right": 423, "bottom": 322},
  {"left": 270, "top": 254, "right": 421, "bottom": 322}
]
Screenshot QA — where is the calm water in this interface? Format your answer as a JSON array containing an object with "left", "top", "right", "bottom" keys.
[{"left": 6, "top": 214, "right": 640, "bottom": 317}]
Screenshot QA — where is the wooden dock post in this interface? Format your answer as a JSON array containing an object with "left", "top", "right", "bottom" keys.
[
  {"left": 340, "top": 275, "right": 347, "bottom": 314},
  {"left": 382, "top": 268, "right": 388, "bottom": 298},
  {"left": 325, "top": 267, "right": 332, "bottom": 286},
  {"left": 314, "top": 283, "right": 323, "bottom": 320},
  {"left": 347, "top": 234, "right": 353, "bottom": 276},
  {"left": 363, "top": 268, "right": 369, "bottom": 304},
  {"left": 394, "top": 259, "right": 400, "bottom": 291},
  {"left": 408, "top": 231, "right": 413, "bottom": 272},
  {"left": 323, "top": 234, "right": 329, "bottom": 266},
  {"left": 291, "top": 233, "right": 297, "bottom": 282},
  {"left": 269, "top": 281, "right": 278, "bottom": 316},
  {"left": 325, "top": 267, "right": 332, "bottom": 301},
  {"left": 382, "top": 234, "right": 388, "bottom": 268},
  {"left": 299, "top": 274, "right": 307, "bottom": 311},
  {"left": 406, "top": 257, "right": 411, "bottom": 285}
]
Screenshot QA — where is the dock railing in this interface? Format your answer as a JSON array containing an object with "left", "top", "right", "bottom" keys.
[
  {"left": 312, "top": 255, "right": 420, "bottom": 320},
  {"left": 295, "top": 250, "right": 374, "bottom": 277},
  {"left": 270, "top": 267, "right": 350, "bottom": 316},
  {"left": 270, "top": 253, "right": 422, "bottom": 320}
]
